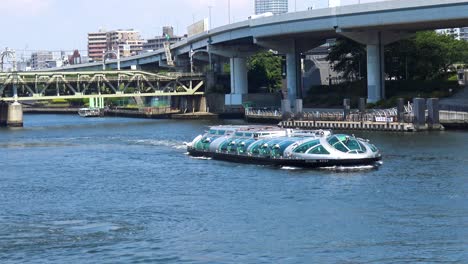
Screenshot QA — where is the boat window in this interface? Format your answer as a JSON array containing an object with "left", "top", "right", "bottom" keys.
[
  {"left": 327, "top": 134, "right": 367, "bottom": 153},
  {"left": 218, "top": 139, "right": 231, "bottom": 152},
  {"left": 271, "top": 140, "right": 296, "bottom": 158},
  {"left": 195, "top": 136, "right": 216, "bottom": 151},
  {"left": 217, "top": 130, "right": 226, "bottom": 135},
  {"left": 209, "top": 130, "right": 217, "bottom": 135},
  {"left": 370, "top": 144, "right": 378, "bottom": 152},
  {"left": 307, "top": 145, "right": 330, "bottom": 155},
  {"left": 235, "top": 132, "right": 243, "bottom": 137},
  {"left": 248, "top": 140, "right": 267, "bottom": 155},
  {"left": 237, "top": 139, "right": 256, "bottom": 154},
  {"left": 245, "top": 133, "right": 253, "bottom": 137},
  {"left": 293, "top": 140, "right": 320, "bottom": 153}
]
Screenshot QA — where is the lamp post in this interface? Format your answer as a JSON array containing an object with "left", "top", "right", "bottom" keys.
[
  {"left": 228, "top": 0, "right": 231, "bottom": 24},
  {"left": 208, "top": 5, "right": 213, "bottom": 30}
]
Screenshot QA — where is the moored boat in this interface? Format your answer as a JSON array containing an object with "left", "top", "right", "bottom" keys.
[
  {"left": 187, "top": 126, "right": 382, "bottom": 168},
  {"left": 78, "top": 108, "right": 102, "bottom": 117}
]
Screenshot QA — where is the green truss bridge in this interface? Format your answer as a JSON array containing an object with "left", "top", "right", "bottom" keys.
[{"left": 0, "top": 70, "right": 205, "bottom": 102}]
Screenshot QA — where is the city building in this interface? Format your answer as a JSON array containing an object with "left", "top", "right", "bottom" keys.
[
  {"left": 88, "top": 29, "right": 144, "bottom": 61},
  {"left": 30, "top": 51, "right": 53, "bottom": 70},
  {"left": 254, "top": 0, "right": 288, "bottom": 15},
  {"left": 88, "top": 30, "right": 108, "bottom": 61},
  {"left": 107, "top": 29, "right": 144, "bottom": 57},
  {"left": 436, "top": 27, "right": 468, "bottom": 41},
  {"left": 143, "top": 26, "right": 184, "bottom": 52}
]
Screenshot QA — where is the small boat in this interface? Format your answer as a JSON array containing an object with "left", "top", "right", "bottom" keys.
[
  {"left": 187, "top": 125, "right": 382, "bottom": 168},
  {"left": 78, "top": 108, "right": 102, "bottom": 117}
]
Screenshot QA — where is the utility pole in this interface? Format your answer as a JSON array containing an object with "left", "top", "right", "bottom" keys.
[
  {"left": 228, "top": 0, "right": 231, "bottom": 24},
  {"left": 208, "top": 6, "right": 213, "bottom": 30}
]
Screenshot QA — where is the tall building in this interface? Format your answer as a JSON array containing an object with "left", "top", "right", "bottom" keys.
[
  {"left": 436, "top": 27, "right": 468, "bottom": 41},
  {"left": 255, "top": 0, "right": 288, "bottom": 15},
  {"left": 88, "top": 30, "right": 108, "bottom": 62},
  {"left": 30, "top": 51, "right": 53, "bottom": 70},
  {"left": 107, "top": 29, "right": 144, "bottom": 57},
  {"left": 88, "top": 29, "right": 144, "bottom": 61},
  {"left": 143, "top": 26, "right": 184, "bottom": 52}
]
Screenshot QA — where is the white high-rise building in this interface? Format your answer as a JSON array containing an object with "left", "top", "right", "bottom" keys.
[
  {"left": 436, "top": 27, "right": 468, "bottom": 41},
  {"left": 255, "top": 0, "right": 288, "bottom": 15}
]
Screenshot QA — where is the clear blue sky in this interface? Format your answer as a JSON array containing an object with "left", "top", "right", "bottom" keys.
[{"left": 0, "top": 0, "right": 377, "bottom": 54}]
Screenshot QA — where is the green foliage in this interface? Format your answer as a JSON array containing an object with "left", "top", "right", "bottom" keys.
[
  {"left": 51, "top": 99, "right": 68, "bottom": 104},
  {"left": 327, "top": 39, "right": 366, "bottom": 80},
  {"left": 329, "top": 31, "right": 468, "bottom": 81},
  {"left": 247, "top": 51, "right": 282, "bottom": 93}
]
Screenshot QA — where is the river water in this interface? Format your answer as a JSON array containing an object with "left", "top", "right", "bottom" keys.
[{"left": 1, "top": 114, "right": 467, "bottom": 263}]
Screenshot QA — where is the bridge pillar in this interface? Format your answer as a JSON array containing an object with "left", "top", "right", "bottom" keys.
[
  {"left": 0, "top": 102, "right": 8, "bottom": 127},
  {"left": 226, "top": 57, "right": 248, "bottom": 106},
  {"left": 286, "top": 45, "right": 303, "bottom": 115},
  {"left": 337, "top": 30, "right": 412, "bottom": 103},
  {"left": 366, "top": 43, "right": 385, "bottom": 103},
  {"left": 7, "top": 102, "right": 23, "bottom": 127}
]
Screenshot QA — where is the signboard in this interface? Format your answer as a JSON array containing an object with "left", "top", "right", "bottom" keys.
[
  {"left": 187, "top": 18, "right": 209, "bottom": 37},
  {"left": 375, "top": 116, "right": 394, "bottom": 123}
]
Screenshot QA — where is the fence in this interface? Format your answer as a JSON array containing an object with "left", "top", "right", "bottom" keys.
[
  {"left": 246, "top": 107, "right": 413, "bottom": 123},
  {"left": 439, "top": 110, "right": 468, "bottom": 122}
]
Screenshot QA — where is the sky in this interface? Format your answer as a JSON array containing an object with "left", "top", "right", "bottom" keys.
[{"left": 0, "top": 0, "right": 382, "bottom": 57}]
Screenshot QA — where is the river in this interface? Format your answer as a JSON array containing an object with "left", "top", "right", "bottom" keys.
[{"left": 1, "top": 114, "right": 467, "bottom": 263}]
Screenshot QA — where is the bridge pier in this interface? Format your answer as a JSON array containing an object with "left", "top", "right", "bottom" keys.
[
  {"left": 0, "top": 101, "right": 23, "bottom": 127},
  {"left": 337, "top": 30, "right": 412, "bottom": 103},
  {"left": 286, "top": 43, "right": 303, "bottom": 117},
  {"left": 226, "top": 57, "right": 248, "bottom": 107},
  {"left": 0, "top": 101, "right": 8, "bottom": 127}
]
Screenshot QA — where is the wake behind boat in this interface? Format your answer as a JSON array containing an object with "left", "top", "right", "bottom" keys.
[{"left": 187, "top": 125, "right": 382, "bottom": 168}]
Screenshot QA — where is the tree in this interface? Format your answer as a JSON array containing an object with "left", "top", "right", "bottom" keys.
[
  {"left": 247, "top": 51, "right": 282, "bottom": 93},
  {"left": 326, "top": 38, "right": 366, "bottom": 80},
  {"left": 328, "top": 31, "right": 468, "bottom": 81}
]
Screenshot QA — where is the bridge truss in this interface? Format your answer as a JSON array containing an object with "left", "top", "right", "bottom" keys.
[{"left": 0, "top": 70, "right": 205, "bottom": 101}]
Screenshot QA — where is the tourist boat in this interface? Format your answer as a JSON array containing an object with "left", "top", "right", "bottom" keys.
[
  {"left": 78, "top": 108, "right": 102, "bottom": 117},
  {"left": 187, "top": 126, "right": 382, "bottom": 168}
]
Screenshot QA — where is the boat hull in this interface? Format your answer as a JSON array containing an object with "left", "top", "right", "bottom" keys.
[{"left": 188, "top": 149, "right": 382, "bottom": 168}]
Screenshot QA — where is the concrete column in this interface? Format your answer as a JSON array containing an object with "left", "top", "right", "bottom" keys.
[
  {"left": 412, "top": 98, "right": 426, "bottom": 129},
  {"left": 427, "top": 98, "right": 440, "bottom": 128},
  {"left": 397, "top": 98, "right": 405, "bottom": 122},
  {"left": 286, "top": 50, "right": 302, "bottom": 108},
  {"left": 337, "top": 30, "right": 410, "bottom": 103},
  {"left": 227, "top": 57, "right": 248, "bottom": 106},
  {"left": 0, "top": 102, "right": 8, "bottom": 127},
  {"left": 7, "top": 102, "right": 23, "bottom": 127},
  {"left": 230, "top": 57, "right": 248, "bottom": 95},
  {"left": 199, "top": 96, "right": 208, "bottom": 113},
  {"left": 281, "top": 99, "right": 292, "bottom": 120},
  {"left": 359, "top": 98, "right": 367, "bottom": 113},
  {"left": 367, "top": 41, "right": 385, "bottom": 103}
]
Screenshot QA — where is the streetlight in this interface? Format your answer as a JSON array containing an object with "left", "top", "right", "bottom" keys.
[
  {"left": 228, "top": 0, "right": 231, "bottom": 24},
  {"left": 208, "top": 5, "right": 213, "bottom": 30}
]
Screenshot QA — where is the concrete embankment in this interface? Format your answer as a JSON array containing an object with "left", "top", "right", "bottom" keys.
[{"left": 22, "top": 107, "right": 220, "bottom": 120}]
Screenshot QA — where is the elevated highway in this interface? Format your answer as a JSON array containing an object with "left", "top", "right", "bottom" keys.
[{"left": 44, "top": 0, "right": 468, "bottom": 113}]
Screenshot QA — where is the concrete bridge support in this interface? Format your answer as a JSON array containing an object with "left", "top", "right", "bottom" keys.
[
  {"left": 366, "top": 42, "right": 385, "bottom": 103},
  {"left": 226, "top": 57, "right": 248, "bottom": 106},
  {"left": 254, "top": 38, "right": 322, "bottom": 118},
  {"left": 286, "top": 46, "right": 303, "bottom": 116},
  {"left": 337, "top": 30, "right": 412, "bottom": 103},
  {"left": 0, "top": 102, "right": 8, "bottom": 127},
  {"left": 0, "top": 102, "right": 23, "bottom": 127}
]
